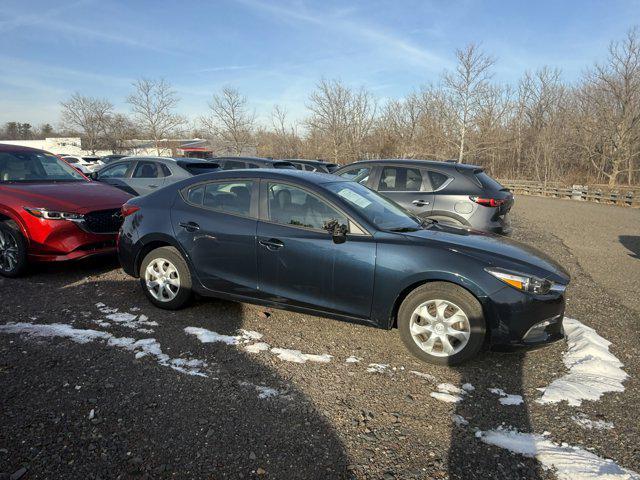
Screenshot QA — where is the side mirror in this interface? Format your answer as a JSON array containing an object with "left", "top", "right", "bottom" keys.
[
  {"left": 89, "top": 172, "right": 98, "bottom": 181},
  {"left": 324, "top": 219, "right": 348, "bottom": 244}
]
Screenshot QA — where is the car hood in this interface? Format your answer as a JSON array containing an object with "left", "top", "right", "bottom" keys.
[
  {"left": 401, "top": 223, "right": 570, "bottom": 283},
  {"left": 1, "top": 181, "right": 132, "bottom": 212}
]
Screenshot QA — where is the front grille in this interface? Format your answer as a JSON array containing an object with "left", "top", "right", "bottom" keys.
[{"left": 82, "top": 209, "right": 123, "bottom": 234}]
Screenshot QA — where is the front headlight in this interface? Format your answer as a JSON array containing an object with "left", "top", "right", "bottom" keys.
[
  {"left": 24, "top": 207, "right": 84, "bottom": 221},
  {"left": 485, "top": 267, "right": 558, "bottom": 295}
]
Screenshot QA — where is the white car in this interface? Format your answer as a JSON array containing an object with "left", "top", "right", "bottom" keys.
[{"left": 61, "top": 156, "right": 104, "bottom": 174}]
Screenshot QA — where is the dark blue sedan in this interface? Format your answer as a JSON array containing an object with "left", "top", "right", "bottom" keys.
[{"left": 117, "top": 170, "right": 569, "bottom": 365}]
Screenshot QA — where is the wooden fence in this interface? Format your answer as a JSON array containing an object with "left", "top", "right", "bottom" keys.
[{"left": 498, "top": 179, "right": 640, "bottom": 207}]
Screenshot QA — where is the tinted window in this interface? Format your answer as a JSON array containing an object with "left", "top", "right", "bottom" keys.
[
  {"left": 133, "top": 161, "right": 164, "bottom": 178},
  {"left": 475, "top": 171, "right": 505, "bottom": 191},
  {"left": 203, "top": 181, "right": 253, "bottom": 216},
  {"left": 64, "top": 156, "right": 79, "bottom": 163},
  {"left": 304, "top": 164, "right": 317, "bottom": 172},
  {"left": 246, "top": 163, "right": 259, "bottom": 169},
  {"left": 273, "top": 162, "right": 297, "bottom": 170},
  {"left": 267, "top": 183, "right": 347, "bottom": 230},
  {"left": 378, "top": 167, "right": 423, "bottom": 191},
  {"left": 183, "top": 164, "right": 220, "bottom": 175},
  {"left": 428, "top": 171, "right": 449, "bottom": 190},
  {"left": 222, "top": 160, "right": 245, "bottom": 170},
  {"left": 337, "top": 166, "right": 370, "bottom": 185},
  {"left": 186, "top": 185, "right": 205, "bottom": 205},
  {"left": 99, "top": 163, "right": 129, "bottom": 179},
  {"left": 0, "top": 152, "right": 85, "bottom": 182}
]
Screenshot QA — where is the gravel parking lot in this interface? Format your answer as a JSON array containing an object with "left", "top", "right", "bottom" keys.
[{"left": 1, "top": 195, "right": 638, "bottom": 480}]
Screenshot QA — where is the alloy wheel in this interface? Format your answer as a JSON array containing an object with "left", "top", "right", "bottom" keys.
[
  {"left": 144, "top": 258, "right": 181, "bottom": 302},
  {"left": 409, "top": 299, "right": 471, "bottom": 357},
  {"left": 0, "top": 229, "right": 19, "bottom": 273}
]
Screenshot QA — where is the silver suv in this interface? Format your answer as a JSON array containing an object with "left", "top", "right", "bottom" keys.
[{"left": 334, "top": 160, "right": 513, "bottom": 233}]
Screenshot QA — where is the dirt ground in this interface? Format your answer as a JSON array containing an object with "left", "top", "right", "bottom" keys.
[{"left": 0, "top": 195, "right": 638, "bottom": 479}]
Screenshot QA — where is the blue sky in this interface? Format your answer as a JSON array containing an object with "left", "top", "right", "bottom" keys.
[{"left": 1, "top": 0, "right": 639, "bottom": 127}]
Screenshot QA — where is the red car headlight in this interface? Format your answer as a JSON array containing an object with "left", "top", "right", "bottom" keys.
[{"left": 23, "top": 207, "right": 84, "bottom": 221}]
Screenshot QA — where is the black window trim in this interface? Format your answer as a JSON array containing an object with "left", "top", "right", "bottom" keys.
[
  {"left": 426, "top": 169, "right": 454, "bottom": 192},
  {"left": 258, "top": 179, "right": 371, "bottom": 236},
  {"left": 179, "top": 178, "right": 259, "bottom": 220}
]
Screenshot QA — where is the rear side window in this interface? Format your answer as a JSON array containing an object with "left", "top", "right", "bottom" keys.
[
  {"left": 428, "top": 171, "right": 449, "bottom": 190},
  {"left": 274, "top": 162, "right": 297, "bottom": 169},
  {"left": 378, "top": 167, "right": 423, "bottom": 191},
  {"left": 474, "top": 171, "right": 505, "bottom": 191},
  {"left": 203, "top": 181, "right": 253, "bottom": 216},
  {"left": 186, "top": 185, "right": 205, "bottom": 205},
  {"left": 133, "top": 161, "right": 165, "bottom": 178}
]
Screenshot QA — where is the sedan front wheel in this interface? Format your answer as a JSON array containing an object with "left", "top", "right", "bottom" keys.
[{"left": 398, "top": 282, "right": 486, "bottom": 365}]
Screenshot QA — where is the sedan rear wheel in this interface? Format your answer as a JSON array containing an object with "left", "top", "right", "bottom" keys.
[
  {"left": 398, "top": 282, "right": 485, "bottom": 365},
  {"left": 0, "top": 221, "right": 28, "bottom": 278},
  {"left": 139, "top": 246, "right": 192, "bottom": 310}
]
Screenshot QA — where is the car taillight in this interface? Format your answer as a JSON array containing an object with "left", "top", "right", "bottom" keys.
[
  {"left": 469, "top": 196, "right": 506, "bottom": 207},
  {"left": 121, "top": 204, "right": 140, "bottom": 217}
]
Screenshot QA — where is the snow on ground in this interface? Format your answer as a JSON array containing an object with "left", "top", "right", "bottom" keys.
[
  {"left": 537, "top": 317, "right": 628, "bottom": 406},
  {"left": 489, "top": 388, "right": 524, "bottom": 406},
  {"left": 244, "top": 342, "right": 271, "bottom": 353},
  {"left": 366, "top": 363, "right": 390, "bottom": 373},
  {"left": 571, "top": 413, "right": 614, "bottom": 430},
  {"left": 0, "top": 322, "right": 207, "bottom": 377},
  {"left": 270, "top": 348, "right": 332, "bottom": 364},
  {"left": 345, "top": 356, "right": 361, "bottom": 364},
  {"left": 239, "top": 381, "right": 284, "bottom": 399},
  {"left": 430, "top": 382, "right": 473, "bottom": 403},
  {"left": 430, "top": 392, "right": 463, "bottom": 403},
  {"left": 478, "top": 427, "right": 639, "bottom": 480},
  {"left": 451, "top": 414, "right": 469, "bottom": 427},
  {"left": 185, "top": 327, "right": 264, "bottom": 346},
  {"left": 410, "top": 370, "right": 437, "bottom": 382},
  {"left": 95, "top": 303, "right": 158, "bottom": 331}
]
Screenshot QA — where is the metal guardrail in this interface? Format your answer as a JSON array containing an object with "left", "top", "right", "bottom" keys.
[{"left": 498, "top": 180, "right": 640, "bottom": 207}]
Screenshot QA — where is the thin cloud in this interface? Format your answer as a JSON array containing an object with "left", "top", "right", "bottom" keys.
[{"left": 234, "top": 0, "right": 449, "bottom": 69}]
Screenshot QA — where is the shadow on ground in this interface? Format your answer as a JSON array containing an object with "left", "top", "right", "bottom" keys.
[
  {"left": 619, "top": 235, "right": 640, "bottom": 259},
  {"left": 0, "top": 267, "right": 349, "bottom": 479}
]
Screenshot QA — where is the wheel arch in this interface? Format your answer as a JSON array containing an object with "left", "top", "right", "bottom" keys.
[
  {"left": 387, "top": 273, "right": 490, "bottom": 330},
  {"left": 133, "top": 233, "right": 185, "bottom": 277},
  {"left": 425, "top": 209, "right": 471, "bottom": 226},
  {"left": 0, "top": 208, "right": 29, "bottom": 240}
]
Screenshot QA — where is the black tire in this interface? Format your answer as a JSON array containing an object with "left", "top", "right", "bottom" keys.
[
  {"left": 139, "top": 246, "right": 192, "bottom": 310},
  {"left": 398, "top": 282, "right": 486, "bottom": 365},
  {"left": 0, "top": 221, "right": 28, "bottom": 278}
]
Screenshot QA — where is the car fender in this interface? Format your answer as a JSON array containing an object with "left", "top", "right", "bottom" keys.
[
  {"left": 134, "top": 232, "right": 188, "bottom": 275},
  {"left": 426, "top": 209, "right": 471, "bottom": 226},
  {"left": 0, "top": 206, "right": 30, "bottom": 241}
]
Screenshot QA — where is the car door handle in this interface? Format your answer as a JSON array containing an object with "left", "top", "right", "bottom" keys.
[
  {"left": 412, "top": 199, "right": 430, "bottom": 206},
  {"left": 179, "top": 221, "right": 200, "bottom": 232},
  {"left": 259, "top": 238, "right": 284, "bottom": 251},
  {"left": 148, "top": 184, "right": 159, "bottom": 189}
]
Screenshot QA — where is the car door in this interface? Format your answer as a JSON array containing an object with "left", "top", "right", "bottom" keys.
[
  {"left": 375, "top": 165, "right": 434, "bottom": 216},
  {"left": 172, "top": 179, "right": 259, "bottom": 295},
  {"left": 256, "top": 180, "right": 376, "bottom": 318},
  {"left": 95, "top": 162, "right": 135, "bottom": 194},
  {"left": 129, "top": 160, "right": 167, "bottom": 195}
]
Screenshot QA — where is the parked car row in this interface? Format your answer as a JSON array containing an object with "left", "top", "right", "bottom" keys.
[{"left": 0, "top": 143, "right": 567, "bottom": 365}]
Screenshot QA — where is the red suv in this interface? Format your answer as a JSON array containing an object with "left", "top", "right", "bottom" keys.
[{"left": 0, "top": 144, "right": 132, "bottom": 277}]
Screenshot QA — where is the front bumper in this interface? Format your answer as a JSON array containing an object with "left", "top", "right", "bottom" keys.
[{"left": 483, "top": 285, "right": 566, "bottom": 350}]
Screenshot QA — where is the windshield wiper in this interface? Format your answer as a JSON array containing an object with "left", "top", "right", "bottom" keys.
[{"left": 388, "top": 226, "right": 421, "bottom": 232}]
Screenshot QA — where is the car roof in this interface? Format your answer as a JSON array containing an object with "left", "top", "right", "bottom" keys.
[
  {"left": 0, "top": 143, "right": 49, "bottom": 154},
  {"left": 181, "top": 168, "right": 346, "bottom": 185},
  {"left": 212, "top": 156, "right": 294, "bottom": 165},
  {"left": 342, "top": 159, "right": 482, "bottom": 171},
  {"left": 286, "top": 158, "right": 332, "bottom": 165}
]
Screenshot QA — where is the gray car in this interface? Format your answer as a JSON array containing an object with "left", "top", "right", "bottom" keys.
[
  {"left": 334, "top": 159, "right": 514, "bottom": 233},
  {"left": 91, "top": 157, "right": 221, "bottom": 196},
  {"left": 212, "top": 156, "right": 298, "bottom": 170},
  {"left": 285, "top": 159, "right": 340, "bottom": 173}
]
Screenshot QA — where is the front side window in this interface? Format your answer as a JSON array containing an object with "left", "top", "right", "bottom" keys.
[
  {"left": 267, "top": 182, "right": 347, "bottom": 230},
  {"left": 133, "top": 161, "right": 164, "bottom": 179},
  {"left": 202, "top": 180, "right": 253, "bottom": 216},
  {"left": 337, "top": 166, "right": 370, "bottom": 185},
  {"left": 379, "top": 167, "right": 423, "bottom": 191},
  {"left": 0, "top": 151, "right": 85, "bottom": 182},
  {"left": 99, "top": 163, "right": 129, "bottom": 179}
]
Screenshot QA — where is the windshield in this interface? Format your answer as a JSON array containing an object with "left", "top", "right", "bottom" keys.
[
  {"left": 0, "top": 151, "right": 86, "bottom": 183},
  {"left": 326, "top": 181, "right": 421, "bottom": 231}
]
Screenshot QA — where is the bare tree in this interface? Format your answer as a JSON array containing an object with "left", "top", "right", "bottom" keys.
[
  {"left": 104, "top": 114, "right": 137, "bottom": 153},
  {"left": 127, "top": 78, "right": 186, "bottom": 155},
  {"left": 60, "top": 93, "right": 113, "bottom": 154},
  {"left": 201, "top": 87, "right": 256, "bottom": 155},
  {"left": 443, "top": 44, "right": 495, "bottom": 163}
]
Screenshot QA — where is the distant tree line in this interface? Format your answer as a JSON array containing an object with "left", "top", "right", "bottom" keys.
[{"left": 3, "top": 27, "right": 640, "bottom": 186}]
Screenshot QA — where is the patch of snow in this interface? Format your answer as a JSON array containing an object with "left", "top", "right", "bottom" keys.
[
  {"left": 461, "top": 383, "right": 475, "bottom": 392},
  {"left": 478, "top": 427, "right": 639, "bottom": 480},
  {"left": 437, "top": 383, "right": 465, "bottom": 395},
  {"left": 271, "top": 347, "right": 332, "bottom": 364},
  {"left": 130, "top": 307, "right": 141, "bottom": 312},
  {"left": 239, "top": 329, "right": 263, "bottom": 342},
  {"left": 88, "top": 409, "right": 95, "bottom": 420},
  {"left": 366, "top": 363, "right": 390, "bottom": 373},
  {"left": 409, "top": 370, "right": 436, "bottom": 382},
  {"left": 184, "top": 326, "right": 240, "bottom": 345},
  {"left": 95, "top": 303, "right": 158, "bottom": 330},
  {"left": 345, "top": 356, "right": 361, "bottom": 364},
  {"left": 244, "top": 342, "right": 271, "bottom": 354},
  {"left": 0, "top": 322, "right": 207, "bottom": 377},
  {"left": 537, "top": 318, "right": 628, "bottom": 407},
  {"left": 451, "top": 414, "right": 469, "bottom": 427},
  {"left": 239, "top": 381, "right": 283, "bottom": 399},
  {"left": 430, "top": 392, "right": 464, "bottom": 403},
  {"left": 489, "top": 388, "right": 524, "bottom": 406},
  {"left": 571, "top": 413, "right": 614, "bottom": 430}
]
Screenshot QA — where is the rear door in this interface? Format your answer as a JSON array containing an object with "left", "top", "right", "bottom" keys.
[
  {"left": 95, "top": 162, "right": 136, "bottom": 195},
  {"left": 375, "top": 165, "right": 434, "bottom": 216},
  {"left": 172, "top": 179, "right": 259, "bottom": 295},
  {"left": 129, "top": 160, "right": 167, "bottom": 195},
  {"left": 256, "top": 180, "right": 376, "bottom": 318}
]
